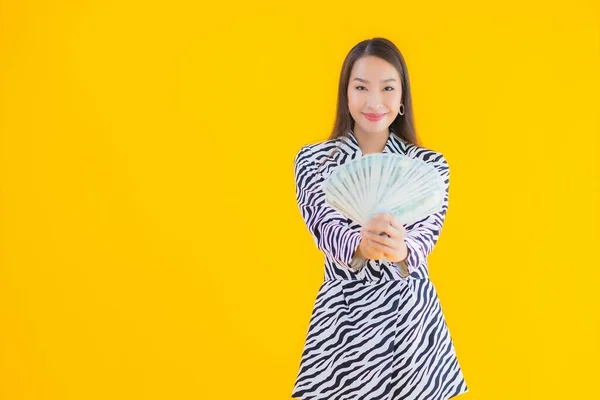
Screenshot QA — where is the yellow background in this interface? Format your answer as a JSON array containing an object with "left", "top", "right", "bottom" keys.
[{"left": 1, "top": 1, "right": 598, "bottom": 399}]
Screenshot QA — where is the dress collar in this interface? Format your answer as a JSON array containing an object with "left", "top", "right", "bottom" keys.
[{"left": 339, "top": 129, "right": 407, "bottom": 160}]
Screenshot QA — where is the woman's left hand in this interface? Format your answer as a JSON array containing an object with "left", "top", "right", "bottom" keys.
[{"left": 360, "top": 213, "right": 408, "bottom": 263}]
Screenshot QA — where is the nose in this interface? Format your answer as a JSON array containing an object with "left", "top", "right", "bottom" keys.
[{"left": 366, "top": 91, "right": 384, "bottom": 110}]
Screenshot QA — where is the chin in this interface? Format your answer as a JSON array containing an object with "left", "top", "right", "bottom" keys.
[{"left": 358, "top": 122, "right": 390, "bottom": 135}]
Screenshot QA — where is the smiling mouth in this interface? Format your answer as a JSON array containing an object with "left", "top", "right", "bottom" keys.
[{"left": 363, "top": 113, "right": 387, "bottom": 121}]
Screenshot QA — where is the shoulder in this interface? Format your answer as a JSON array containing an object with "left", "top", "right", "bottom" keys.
[
  {"left": 403, "top": 141, "right": 449, "bottom": 170},
  {"left": 294, "top": 138, "right": 339, "bottom": 168},
  {"left": 401, "top": 141, "right": 450, "bottom": 183}
]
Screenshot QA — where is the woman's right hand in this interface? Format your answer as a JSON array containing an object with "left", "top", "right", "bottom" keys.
[
  {"left": 357, "top": 227, "right": 387, "bottom": 260},
  {"left": 357, "top": 213, "right": 406, "bottom": 261}
]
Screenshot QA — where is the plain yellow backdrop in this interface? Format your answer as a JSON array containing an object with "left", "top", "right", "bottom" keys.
[{"left": 1, "top": 1, "right": 598, "bottom": 399}]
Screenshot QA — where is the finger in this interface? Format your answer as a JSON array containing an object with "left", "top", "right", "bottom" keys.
[
  {"left": 377, "top": 213, "right": 394, "bottom": 224},
  {"left": 361, "top": 226, "right": 378, "bottom": 237},
  {"left": 366, "top": 216, "right": 403, "bottom": 238},
  {"left": 365, "top": 231, "right": 389, "bottom": 246},
  {"left": 388, "top": 215, "right": 405, "bottom": 231},
  {"left": 366, "top": 230, "right": 398, "bottom": 247},
  {"left": 368, "top": 213, "right": 389, "bottom": 226},
  {"left": 367, "top": 238, "right": 396, "bottom": 255},
  {"left": 362, "top": 222, "right": 382, "bottom": 235},
  {"left": 364, "top": 239, "right": 385, "bottom": 259},
  {"left": 372, "top": 221, "right": 402, "bottom": 239},
  {"left": 367, "top": 232, "right": 407, "bottom": 259},
  {"left": 389, "top": 216, "right": 407, "bottom": 237},
  {"left": 373, "top": 212, "right": 389, "bottom": 220}
]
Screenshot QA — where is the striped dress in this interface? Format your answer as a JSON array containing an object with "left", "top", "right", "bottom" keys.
[{"left": 291, "top": 130, "right": 469, "bottom": 400}]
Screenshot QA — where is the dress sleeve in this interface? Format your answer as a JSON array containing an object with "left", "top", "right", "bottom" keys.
[
  {"left": 400, "top": 152, "right": 451, "bottom": 275},
  {"left": 294, "top": 145, "right": 363, "bottom": 272}
]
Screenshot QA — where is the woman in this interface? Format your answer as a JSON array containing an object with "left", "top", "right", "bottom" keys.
[{"left": 291, "top": 38, "right": 469, "bottom": 400}]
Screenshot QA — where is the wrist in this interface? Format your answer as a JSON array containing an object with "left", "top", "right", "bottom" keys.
[
  {"left": 391, "top": 242, "right": 408, "bottom": 263},
  {"left": 399, "top": 243, "right": 409, "bottom": 262},
  {"left": 353, "top": 238, "right": 365, "bottom": 259},
  {"left": 395, "top": 244, "right": 410, "bottom": 278}
]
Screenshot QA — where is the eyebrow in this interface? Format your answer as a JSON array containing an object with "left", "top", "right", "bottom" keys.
[{"left": 353, "top": 78, "right": 397, "bottom": 83}]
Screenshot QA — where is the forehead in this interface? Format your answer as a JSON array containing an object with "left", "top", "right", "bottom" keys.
[{"left": 350, "top": 56, "right": 400, "bottom": 81}]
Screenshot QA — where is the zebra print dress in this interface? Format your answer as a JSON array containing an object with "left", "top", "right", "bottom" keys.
[{"left": 291, "top": 130, "right": 469, "bottom": 400}]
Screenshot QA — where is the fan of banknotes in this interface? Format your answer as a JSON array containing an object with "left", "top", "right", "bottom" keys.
[
  {"left": 323, "top": 153, "right": 445, "bottom": 226},
  {"left": 323, "top": 153, "right": 445, "bottom": 270}
]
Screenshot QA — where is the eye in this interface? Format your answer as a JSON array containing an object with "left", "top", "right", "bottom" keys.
[{"left": 355, "top": 86, "right": 395, "bottom": 91}]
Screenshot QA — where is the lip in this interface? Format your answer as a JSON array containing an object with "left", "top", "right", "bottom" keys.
[{"left": 363, "top": 113, "right": 387, "bottom": 121}]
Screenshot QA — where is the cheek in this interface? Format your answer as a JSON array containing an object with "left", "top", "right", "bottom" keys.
[
  {"left": 347, "top": 92, "right": 362, "bottom": 109},
  {"left": 387, "top": 97, "right": 400, "bottom": 109}
]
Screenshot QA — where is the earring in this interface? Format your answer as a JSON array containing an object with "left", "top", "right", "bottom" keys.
[{"left": 398, "top": 104, "right": 405, "bottom": 116}]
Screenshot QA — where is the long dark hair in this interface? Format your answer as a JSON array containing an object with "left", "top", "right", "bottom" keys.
[{"left": 320, "top": 38, "right": 422, "bottom": 167}]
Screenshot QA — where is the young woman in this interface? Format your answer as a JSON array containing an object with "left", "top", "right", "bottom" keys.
[{"left": 291, "top": 38, "right": 469, "bottom": 400}]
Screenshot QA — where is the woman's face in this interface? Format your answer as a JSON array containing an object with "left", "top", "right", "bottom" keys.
[{"left": 347, "top": 55, "right": 403, "bottom": 136}]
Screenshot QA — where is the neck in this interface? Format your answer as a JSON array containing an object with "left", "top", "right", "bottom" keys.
[{"left": 354, "top": 128, "right": 390, "bottom": 154}]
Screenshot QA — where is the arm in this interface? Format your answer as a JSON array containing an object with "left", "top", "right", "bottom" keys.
[
  {"left": 399, "top": 152, "right": 451, "bottom": 275},
  {"left": 294, "top": 146, "right": 364, "bottom": 272}
]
